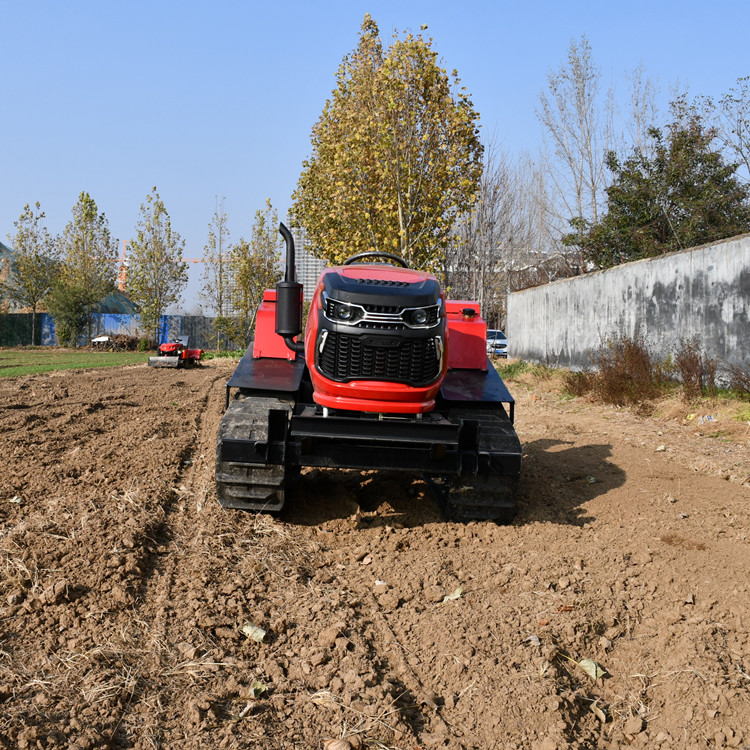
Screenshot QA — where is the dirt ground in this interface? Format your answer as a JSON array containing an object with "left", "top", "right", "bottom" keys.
[{"left": 1, "top": 358, "right": 748, "bottom": 749}]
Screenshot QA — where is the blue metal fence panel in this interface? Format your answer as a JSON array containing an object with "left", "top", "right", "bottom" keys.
[
  {"left": 41, "top": 314, "right": 55, "bottom": 346},
  {"left": 9, "top": 313, "right": 227, "bottom": 350},
  {"left": 91, "top": 314, "right": 142, "bottom": 338}
]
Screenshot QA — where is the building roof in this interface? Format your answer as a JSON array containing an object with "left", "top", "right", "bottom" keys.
[{"left": 93, "top": 290, "right": 140, "bottom": 314}]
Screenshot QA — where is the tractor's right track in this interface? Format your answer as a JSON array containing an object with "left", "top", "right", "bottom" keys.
[{"left": 440, "top": 406, "right": 521, "bottom": 524}]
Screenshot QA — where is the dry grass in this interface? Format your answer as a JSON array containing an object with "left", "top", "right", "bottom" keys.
[
  {"left": 726, "top": 361, "right": 750, "bottom": 397},
  {"left": 590, "top": 330, "right": 666, "bottom": 407},
  {"left": 309, "top": 688, "right": 407, "bottom": 747},
  {"left": 208, "top": 511, "right": 319, "bottom": 584},
  {"left": 674, "top": 337, "right": 718, "bottom": 401},
  {"left": 562, "top": 333, "right": 749, "bottom": 408}
]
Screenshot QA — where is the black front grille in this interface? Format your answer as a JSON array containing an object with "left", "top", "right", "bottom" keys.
[
  {"left": 362, "top": 303, "right": 401, "bottom": 314},
  {"left": 318, "top": 331, "right": 441, "bottom": 386}
]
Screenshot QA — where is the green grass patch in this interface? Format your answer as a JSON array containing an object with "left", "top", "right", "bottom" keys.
[
  {"left": 202, "top": 348, "right": 246, "bottom": 360},
  {"left": 0, "top": 348, "right": 148, "bottom": 378},
  {"left": 495, "top": 360, "right": 554, "bottom": 380},
  {"left": 495, "top": 360, "right": 532, "bottom": 380}
]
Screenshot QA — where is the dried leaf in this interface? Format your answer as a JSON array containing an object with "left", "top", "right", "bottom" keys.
[
  {"left": 523, "top": 635, "right": 541, "bottom": 647},
  {"left": 238, "top": 701, "right": 255, "bottom": 719},
  {"left": 241, "top": 623, "right": 266, "bottom": 642},
  {"left": 322, "top": 740, "right": 352, "bottom": 750},
  {"left": 249, "top": 680, "right": 267, "bottom": 698},
  {"left": 578, "top": 657, "right": 606, "bottom": 680},
  {"left": 589, "top": 699, "right": 607, "bottom": 722},
  {"left": 442, "top": 586, "right": 464, "bottom": 603}
]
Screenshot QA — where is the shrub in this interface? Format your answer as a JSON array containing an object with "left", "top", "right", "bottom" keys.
[
  {"left": 725, "top": 362, "right": 750, "bottom": 399},
  {"left": 563, "top": 369, "right": 597, "bottom": 397},
  {"left": 674, "top": 336, "right": 717, "bottom": 401},
  {"left": 590, "top": 329, "right": 664, "bottom": 406}
]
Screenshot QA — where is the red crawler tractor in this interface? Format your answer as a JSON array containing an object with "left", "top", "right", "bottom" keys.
[
  {"left": 216, "top": 224, "right": 521, "bottom": 522},
  {"left": 148, "top": 337, "right": 204, "bottom": 368}
]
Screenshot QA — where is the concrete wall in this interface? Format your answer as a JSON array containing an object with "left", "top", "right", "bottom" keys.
[{"left": 507, "top": 234, "right": 750, "bottom": 369}]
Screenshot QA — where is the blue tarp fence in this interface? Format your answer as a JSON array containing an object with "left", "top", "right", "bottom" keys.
[{"left": 1, "top": 313, "right": 241, "bottom": 350}]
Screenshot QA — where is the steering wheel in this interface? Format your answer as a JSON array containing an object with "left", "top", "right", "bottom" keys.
[{"left": 343, "top": 251, "right": 410, "bottom": 268}]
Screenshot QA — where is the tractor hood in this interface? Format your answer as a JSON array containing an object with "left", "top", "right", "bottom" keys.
[{"left": 321, "top": 266, "right": 441, "bottom": 308}]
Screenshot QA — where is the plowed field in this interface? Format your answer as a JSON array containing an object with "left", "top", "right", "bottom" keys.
[{"left": 1, "top": 360, "right": 748, "bottom": 749}]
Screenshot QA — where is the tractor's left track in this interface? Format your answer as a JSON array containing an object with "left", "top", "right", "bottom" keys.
[{"left": 215, "top": 394, "right": 294, "bottom": 512}]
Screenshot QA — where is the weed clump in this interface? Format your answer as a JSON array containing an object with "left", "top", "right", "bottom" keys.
[
  {"left": 563, "top": 369, "right": 597, "bottom": 398},
  {"left": 726, "top": 362, "right": 750, "bottom": 399},
  {"left": 590, "top": 330, "right": 665, "bottom": 407},
  {"left": 674, "top": 337, "right": 717, "bottom": 401},
  {"left": 563, "top": 332, "right": 748, "bottom": 407}
]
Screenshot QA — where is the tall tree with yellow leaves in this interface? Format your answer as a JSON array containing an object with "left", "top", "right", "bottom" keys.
[{"left": 292, "top": 15, "right": 483, "bottom": 274}]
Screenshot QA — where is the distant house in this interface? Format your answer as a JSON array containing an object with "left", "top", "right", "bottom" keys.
[{"left": 0, "top": 240, "right": 17, "bottom": 311}]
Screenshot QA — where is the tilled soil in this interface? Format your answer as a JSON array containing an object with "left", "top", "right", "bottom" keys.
[{"left": 1, "top": 360, "right": 748, "bottom": 750}]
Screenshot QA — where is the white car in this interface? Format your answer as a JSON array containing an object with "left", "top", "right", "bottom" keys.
[{"left": 486, "top": 329, "right": 508, "bottom": 357}]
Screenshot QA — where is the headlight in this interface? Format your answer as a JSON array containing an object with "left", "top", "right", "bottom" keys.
[
  {"left": 411, "top": 308, "right": 428, "bottom": 325},
  {"left": 335, "top": 303, "right": 353, "bottom": 321},
  {"left": 403, "top": 305, "right": 438, "bottom": 327},
  {"left": 325, "top": 297, "right": 363, "bottom": 324}
]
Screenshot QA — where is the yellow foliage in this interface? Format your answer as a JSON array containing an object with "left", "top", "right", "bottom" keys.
[{"left": 291, "top": 15, "right": 483, "bottom": 275}]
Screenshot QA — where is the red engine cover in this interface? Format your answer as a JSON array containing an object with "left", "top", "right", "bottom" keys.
[
  {"left": 253, "top": 290, "right": 298, "bottom": 361},
  {"left": 445, "top": 301, "right": 488, "bottom": 372}
]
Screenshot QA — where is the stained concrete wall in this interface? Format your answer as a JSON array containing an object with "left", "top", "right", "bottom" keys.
[{"left": 507, "top": 234, "right": 750, "bottom": 369}]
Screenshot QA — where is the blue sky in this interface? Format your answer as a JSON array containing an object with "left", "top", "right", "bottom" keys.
[{"left": 2, "top": 0, "right": 748, "bottom": 311}]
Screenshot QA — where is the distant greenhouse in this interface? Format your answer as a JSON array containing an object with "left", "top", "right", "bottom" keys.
[{"left": 94, "top": 291, "right": 139, "bottom": 314}]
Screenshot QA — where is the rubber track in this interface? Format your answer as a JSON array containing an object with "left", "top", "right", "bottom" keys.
[
  {"left": 443, "top": 406, "right": 521, "bottom": 524},
  {"left": 215, "top": 395, "right": 292, "bottom": 512}
]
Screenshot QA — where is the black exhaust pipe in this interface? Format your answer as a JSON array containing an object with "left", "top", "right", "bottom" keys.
[{"left": 275, "top": 223, "right": 305, "bottom": 354}]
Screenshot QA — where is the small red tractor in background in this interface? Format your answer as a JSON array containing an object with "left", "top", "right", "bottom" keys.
[
  {"left": 148, "top": 337, "right": 204, "bottom": 368},
  {"left": 216, "top": 224, "right": 521, "bottom": 522}
]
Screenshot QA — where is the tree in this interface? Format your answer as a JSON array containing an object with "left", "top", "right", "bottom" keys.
[
  {"left": 625, "top": 63, "right": 659, "bottom": 160},
  {"left": 127, "top": 188, "right": 188, "bottom": 345},
  {"left": 717, "top": 76, "right": 750, "bottom": 182},
  {"left": 53, "top": 192, "right": 117, "bottom": 344},
  {"left": 292, "top": 15, "right": 483, "bottom": 274},
  {"left": 446, "top": 141, "right": 583, "bottom": 325},
  {"left": 3, "top": 202, "right": 59, "bottom": 344},
  {"left": 227, "top": 199, "right": 281, "bottom": 346},
  {"left": 569, "top": 114, "right": 750, "bottom": 268},
  {"left": 47, "top": 279, "right": 89, "bottom": 347},
  {"left": 200, "top": 197, "right": 233, "bottom": 350},
  {"left": 446, "top": 141, "right": 523, "bottom": 327},
  {"left": 537, "top": 36, "right": 614, "bottom": 236}
]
